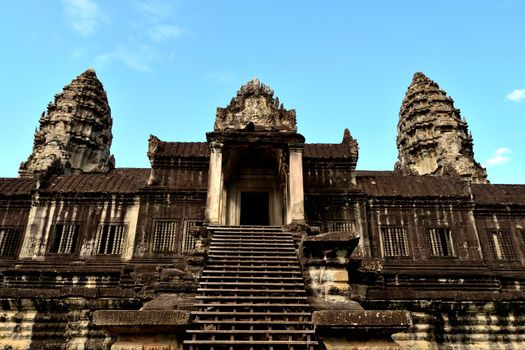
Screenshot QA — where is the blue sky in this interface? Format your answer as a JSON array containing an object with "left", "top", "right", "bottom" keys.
[{"left": 0, "top": 0, "right": 523, "bottom": 183}]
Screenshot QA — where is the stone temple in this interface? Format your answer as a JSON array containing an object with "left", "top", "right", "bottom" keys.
[{"left": 0, "top": 69, "right": 524, "bottom": 349}]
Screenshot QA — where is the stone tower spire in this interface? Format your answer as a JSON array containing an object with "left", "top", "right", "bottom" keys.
[
  {"left": 19, "top": 68, "right": 114, "bottom": 178},
  {"left": 395, "top": 72, "right": 487, "bottom": 183}
]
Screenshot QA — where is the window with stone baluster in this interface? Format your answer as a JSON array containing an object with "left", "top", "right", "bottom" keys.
[
  {"left": 0, "top": 227, "right": 22, "bottom": 258},
  {"left": 380, "top": 226, "right": 410, "bottom": 257},
  {"left": 96, "top": 223, "right": 126, "bottom": 255},
  {"left": 48, "top": 223, "right": 81, "bottom": 255},
  {"left": 151, "top": 220, "right": 178, "bottom": 253},
  {"left": 182, "top": 220, "right": 203, "bottom": 252},
  {"left": 326, "top": 221, "right": 353, "bottom": 233},
  {"left": 428, "top": 227, "right": 454, "bottom": 257},
  {"left": 488, "top": 230, "right": 517, "bottom": 261}
]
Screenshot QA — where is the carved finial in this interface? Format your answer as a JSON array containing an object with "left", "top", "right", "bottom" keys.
[
  {"left": 147, "top": 134, "right": 161, "bottom": 159},
  {"left": 411, "top": 72, "right": 440, "bottom": 89},
  {"left": 342, "top": 128, "right": 352, "bottom": 144},
  {"left": 84, "top": 67, "right": 97, "bottom": 75}
]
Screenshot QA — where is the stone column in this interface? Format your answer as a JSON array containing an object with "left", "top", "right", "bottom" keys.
[
  {"left": 205, "top": 142, "right": 223, "bottom": 224},
  {"left": 287, "top": 145, "right": 305, "bottom": 224}
]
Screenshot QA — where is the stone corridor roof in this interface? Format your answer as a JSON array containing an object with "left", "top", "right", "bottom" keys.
[
  {"left": 0, "top": 169, "right": 149, "bottom": 196},
  {"left": 303, "top": 143, "right": 355, "bottom": 159},
  {"left": 471, "top": 184, "right": 525, "bottom": 205},
  {"left": 42, "top": 168, "right": 150, "bottom": 194},
  {"left": 153, "top": 141, "right": 357, "bottom": 159},
  {"left": 0, "top": 178, "right": 37, "bottom": 196},
  {"left": 154, "top": 141, "right": 210, "bottom": 158},
  {"left": 1, "top": 167, "right": 524, "bottom": 204},
  {"left": 356, "top": 171, "right": 469, "bottom": 198}
]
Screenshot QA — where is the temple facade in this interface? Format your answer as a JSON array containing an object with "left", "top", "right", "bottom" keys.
[{"left": 0, "top": 70, "right": 524, "bottom": 350}]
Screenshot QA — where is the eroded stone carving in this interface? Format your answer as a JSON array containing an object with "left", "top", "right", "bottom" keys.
[
  {"left": 19, "top": 68, "right": 114, "bottom": 178},
  {"left": 395, "top": 72, "right": 487, "bottom": 183},
  {"left": 214, "top": 78, "right": 297, "bottom": 132}
]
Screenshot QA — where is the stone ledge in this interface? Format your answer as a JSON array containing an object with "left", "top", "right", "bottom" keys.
[
  {"left": 93, "top": 310, "right": 190, "bottom": 334},
  {"left": 303, "top": 231, "right": 360, "bottom": 264},
  {"left": 313, "top": 310, "right": 412, "bottom": 334},
  {"left": 304, "top": 230, "right": 359, "bottom": 243}
]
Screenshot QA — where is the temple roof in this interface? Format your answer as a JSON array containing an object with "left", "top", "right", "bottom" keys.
[
  {"left": 0, "top": 178, "right": 37, "bottom": 196},
  {"left": 150, "top": 141, "right": 358, "bottom": 160},
  {"left": 356, "top": 171, "right": 469, "bottom": 198},
  {"left": 303, "top": 143, "right": 356, "bottom": 159},
  {"left": 0, "top": 168, "right": 524, "bottom": 202},
  {"left": 41, "top": 168, "right": 149, "bottom": 194},
  {"left": 471, "top": 183, "right": 525, "bottom": 205},
  {"left": 153, "top": 141, "right": 209, "bottom": 158}
]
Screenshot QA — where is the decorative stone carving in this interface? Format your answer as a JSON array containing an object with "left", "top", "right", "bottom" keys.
[
  {"left": 80, "top": 239, "right": 96, "bottom": 256},
  {"left": 395, "top": 72, "right": 487, "bottom": 183},
  {"left": 19, "top": 68, "right": 114, "bottom": 178},
  {"left": 214, "top": 78, "right": 297, "bottom": 132},
  {"left": 342, "top": 128, "right": 359, "bottom": 166},
  {"left": 147, "top": 135, "right": 160, "bottom": 159}
]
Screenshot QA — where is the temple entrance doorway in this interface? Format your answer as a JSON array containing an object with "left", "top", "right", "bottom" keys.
[
  {"left": 222, "top": 147, "right": 285, "bottom": 226},
  {"left": 240, "top": 191, "right": 270, "bottom": 225}
]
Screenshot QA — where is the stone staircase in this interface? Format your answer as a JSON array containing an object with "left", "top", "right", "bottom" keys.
[{"left": 184, "top": 225, "right": 318, "bottom": 350}]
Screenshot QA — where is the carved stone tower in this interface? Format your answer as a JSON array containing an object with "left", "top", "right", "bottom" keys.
[
  {"left": 19, "top": 68, "right": 114, "bottom": 178},
  {"left": 395, "top": 72, "right": 487, "bottom": 183}
]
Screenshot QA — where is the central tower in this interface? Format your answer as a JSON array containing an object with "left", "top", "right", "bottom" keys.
[{"left": 205, "top": 78, "right": 305, "bottom": 225}]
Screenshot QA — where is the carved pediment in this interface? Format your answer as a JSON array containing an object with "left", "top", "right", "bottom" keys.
[{"left": 215, "top": 78, "right": 297, "bottom": 132}]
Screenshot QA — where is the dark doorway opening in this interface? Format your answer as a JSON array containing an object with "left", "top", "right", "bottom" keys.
[{"left": 240, "top": 192, "right": 270, "bottom": 225}]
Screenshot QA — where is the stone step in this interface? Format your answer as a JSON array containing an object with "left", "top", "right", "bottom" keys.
[
  {"left": 208, "top": 224, "right": 283, "bottom": 231},
  {"left": 197, "top": 288, "right": 306, "bottom": 294},
  {"left": 184, "top": 340, "right": 318, "bottom": 346},
  {"left": 192, "top": 320, "right": 311, "bottom": 325},
  {"left": 202, "top": 269, "right": 303, "bottom": 276},
  {"left": 212, "top": 230, "right": 288, "bottom": 234},
  {"left": 209, "top": 249, "right": 297, "bottom": 261},
  {"left": 184, "top": 226, "right": 316, "bottom": 350},
  {"left": 211, "top": 237, "right": 293, "bottom": 243},
  {"left": 210, "top": 242, "right": 295, "bottom": 247},
  {"left": 211, "top": 231, "right": 289, "bottom": 236},
  {"left": 195, "top": 303, "right": 310, "bottom": 308},
  {"left": 208, "top": 256, "right": 298, "bottom": 262},
  {"left": 204, "top": 265, "right": 301, "bottom": 270},
  {"left": 201, "top": 276, "right": 303, "bottom": 281},
  {"left": 195, "top": 295, "right": 308, "bottom": 301},
  {"left": 209, "top": 248, "right": 295, "bottom": 253},
  {"left": 187, "top": 329, "right": 315, "bottom": 334},
  {"left": 199, "top": 281, "right": 304, "bottom": 287},
  {"left": 191, "top": 311, "right": 311, "bottom": 317},
  {"left": 209, "top": 247, "right": 296, "bottom": 252},
  {"left": 211, "top": 233, "right": 289, "bottom": 238},
  {"left": 207, "top": 226, "right": 283, "bottom": 232}
]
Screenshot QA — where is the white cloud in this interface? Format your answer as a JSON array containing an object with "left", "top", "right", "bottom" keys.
[
  {"left": 62, "top": 0, "right": 101, "bottom": 37},
  {"left": 148, "top": 24, "right": 183, "bottom": 43},
  {"left": 89, "top": 0, "right": 183, "bottom": 72},
  {"left": 134, "top": 0, "right": 175, "bottom": 21},
  {"left": 506, "top": 89, "right": 525, "bottom": 102},
  {"left": 94, "top": 46, "right": 154, "bottom": 73},
  {"left": 203, "top": 71, "right": 234, "bottom": 84},
  {"left": 485, "top": 147, "right": 512, "bottom": 167}
]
